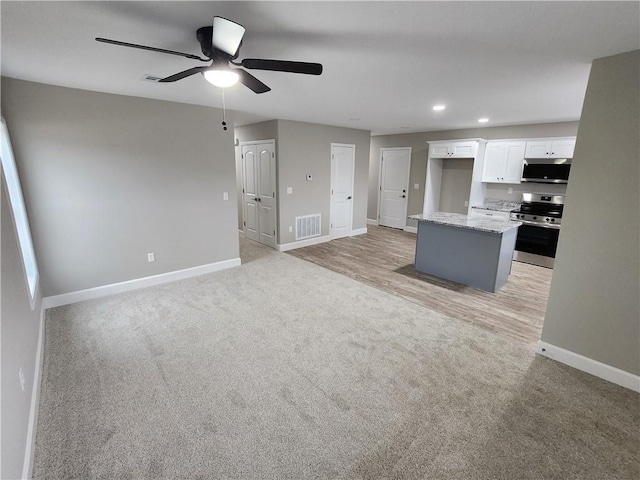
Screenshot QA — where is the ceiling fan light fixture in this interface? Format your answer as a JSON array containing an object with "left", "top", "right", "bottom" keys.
[{"left": 203, "top": 68, "right": 240, "bottom": 88}]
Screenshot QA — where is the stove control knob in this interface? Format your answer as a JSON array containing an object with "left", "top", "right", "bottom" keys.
[
  {"left": 545, "top": 217, "right": 550, "bottom": 222},
  {"left": 550, "top": 218, "right": 556, "bottom": 222},
  {"left": 533, "top": 216, "right": 537, "bottom": 220}
]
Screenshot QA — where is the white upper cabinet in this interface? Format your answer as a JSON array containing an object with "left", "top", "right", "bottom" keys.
[
  {"left": 429, "top": 140, "right": 478, "bottom": 158},
  {"left": 524, "top": 137, "right": 576, "bottom": 159},
  {"left": 482, "top": 141, "right": 526, "bottom": 183}
]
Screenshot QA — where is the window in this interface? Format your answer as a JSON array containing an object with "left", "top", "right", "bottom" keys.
[{"left": 1, "top": 117, "right": 39, "bottom": 308}]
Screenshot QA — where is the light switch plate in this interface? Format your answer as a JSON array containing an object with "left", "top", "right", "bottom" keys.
[
  {"left": 287, "top": 187, "right": 293, "bottom": 194},
  {"left": 223, "top": 192, "right": 229, "bottom": 201},
  {"left": 414, "top": 184, "right": 419, "bottom": 189}
]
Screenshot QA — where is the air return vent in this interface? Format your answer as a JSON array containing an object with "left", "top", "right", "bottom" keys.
[
  {"left": 141, "top": 74, "right": 162, "bottom": 82},
  {"left": 295, "top": 214, "right": 321, "bottom": 240}
]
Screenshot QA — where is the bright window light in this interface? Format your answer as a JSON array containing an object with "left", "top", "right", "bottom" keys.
[
  {"left": 203, "top": 69, "right": 240, "bottom": 88},
  {"left": 1, "top": 117, "right": 39, "bottom": 307}
]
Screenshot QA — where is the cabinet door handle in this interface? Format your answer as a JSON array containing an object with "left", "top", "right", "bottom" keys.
[{"left": 400, "top": 195, "right": 406, "bottom": 198}]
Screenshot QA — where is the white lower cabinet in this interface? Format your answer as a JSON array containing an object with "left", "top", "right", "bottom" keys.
[{"left": 481, "top": 141, "right": 526, "bottom": 183}]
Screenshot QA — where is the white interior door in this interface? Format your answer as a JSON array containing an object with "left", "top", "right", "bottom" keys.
[
  {"left": 257, "top": 144, "right": 276, "bottom": 248},
  {"left": 242, "top": 141, "right": 276, "bottom": 247},
  {"left": 379, "top": 147, "right": 411, "bottom": 229},
  {"left": 242, "top": 145, "right": 259, "bottom": 242},
  {"left": 330, "top": 143, "right": 355, "bottom": 239}
]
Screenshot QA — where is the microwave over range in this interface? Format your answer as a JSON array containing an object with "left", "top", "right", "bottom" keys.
[{"left": 521, "top": 158, "right": 571, "bottom": 184}]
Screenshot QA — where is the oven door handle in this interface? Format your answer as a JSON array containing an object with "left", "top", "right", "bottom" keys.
[{"left": 513, "top": 218, "right": 561, "bottom": 230}]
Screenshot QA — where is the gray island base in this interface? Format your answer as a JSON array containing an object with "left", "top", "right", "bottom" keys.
[{"left": 409, "top": 213, "right": 522, "bottom": 293}]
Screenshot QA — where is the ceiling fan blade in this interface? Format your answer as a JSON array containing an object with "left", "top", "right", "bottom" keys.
[
  {"left": 95, "top": 38, "right": 209, "bottom": 62},
  {"left": 236, "top": 69, "right": 271, "bottom": 94},
  {"left": 240, "top": 59, "right": 323, "bottom": 75},
  {"left": 158, "top": 66, "right": 208, "bottom": 83},
  {"left": 212, "top": 17, "right": 246, "bottom": 57}
]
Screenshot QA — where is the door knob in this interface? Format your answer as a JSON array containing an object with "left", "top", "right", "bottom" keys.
[{"left": 347, "top": 196, "right": 352, "bottom": 200}]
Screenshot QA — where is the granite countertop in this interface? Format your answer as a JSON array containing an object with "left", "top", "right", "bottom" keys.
[
  {"left": 409, "top": 212, "right": 522, "bottom": 234},
  {"left": 471, "top": 199, "right": 521, "bottom": 213}
]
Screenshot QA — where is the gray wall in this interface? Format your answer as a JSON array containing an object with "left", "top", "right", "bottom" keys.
[
  {"left": 369, "top": 122, "right": 580, "bottom": 226},
  {"left": 1, "top": 78, "right": 239, "bottom": 297},
  {"left": 439, "top": 158, "right": 474, "bottom": 215},
  {"left": 234, "top": 120, "right": 279, "bottom": 231},
  {"left": 1, "top": 174, "right": 43, "bottom": 480},
  {"left": 277, "top": 120, "right": 370, "bottom": 244},
  {"left": 542, "top": 50, "right": 640, "bottom": 376},
  {"left": 236, "top": 119, "right": 370, "bottom": 245}
]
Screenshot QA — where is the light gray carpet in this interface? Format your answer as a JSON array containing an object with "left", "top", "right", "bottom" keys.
[{"left": 34, "top": 244, "right": 639, "bottom": 479}]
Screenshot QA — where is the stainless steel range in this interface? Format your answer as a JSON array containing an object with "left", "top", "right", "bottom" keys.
[{"left": 510, "top": 193, "right": 564, "bottom": 268}]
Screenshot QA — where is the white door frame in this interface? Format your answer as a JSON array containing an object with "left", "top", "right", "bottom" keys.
[
  {"left": 240, "top": 139, "right": 277, "bottom": 246},
  {"left": 377, "top": 147, "right": 412, "bottom": 228},
  {"left": 330, "top": 143, "right": 356, "bottom": 239}
]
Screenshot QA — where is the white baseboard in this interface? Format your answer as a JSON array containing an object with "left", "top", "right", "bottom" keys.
[
  {"left": 22, "top": 305, "right": 45, "bottom": 479},
  {"left": 403, "top": 226, "right": 418, "bottom": 234},
  {"left": 238, "top": 228, "right": 245, "bottom": 238},
  {"left": 43, "top": 258, "right": 241, "bottom": 309},
  {"left": 276, "top": 235, "right": 331, "bottom": 252},
  {"left": 351, "top": 227, "right": 367, "bottom": 236},
  {"left": 366, "top": 218, "right": 378, "bottom": 226},
  {"left": 537, "top": 341, "right": 640, "bottom": 392}
]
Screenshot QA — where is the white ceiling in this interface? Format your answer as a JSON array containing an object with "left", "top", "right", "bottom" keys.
[{"left": 2, "top": 1, "right": 639, "bottom": 135}]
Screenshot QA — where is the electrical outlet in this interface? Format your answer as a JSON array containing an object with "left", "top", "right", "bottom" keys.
[
  {"left": 147, "top": 252, "right": 155, "bottom": 262},
  {"left": 464, "top": 200, "right": 469, "bottom": 207},
  {"left": 223, "top": 192, "right": 229, "bottom": 201},
  {"left": 508, "top": 187, "right": 513, "bottom": 194},
  {"left": 288, "top": 226, "right": 293, "bottom": 233},
  {"left": 19, "top": 367, "right": 26, "bottom": 391}
]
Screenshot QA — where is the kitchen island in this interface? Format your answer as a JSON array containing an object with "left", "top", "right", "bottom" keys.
[{"left": 409, "top": 212, "right": 522, "bottom": 292}]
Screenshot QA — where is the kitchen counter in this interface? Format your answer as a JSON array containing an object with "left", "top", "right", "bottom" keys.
[
  {"left": 409, "top": 212, "right": 521, "bottom": 292},
  {"left": 471, "top": 199, "right": 521, "bottom": 213},
  {"left": 409, "top": 212, "right": 521, "bottom": 234}
]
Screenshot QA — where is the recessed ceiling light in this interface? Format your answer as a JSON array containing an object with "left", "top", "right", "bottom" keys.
[
  {"left": 478, "top": 117, "right": 489, "bottom": 123},
  {"left": 433, "top": 105, "right": 446, "bottom": 111}
]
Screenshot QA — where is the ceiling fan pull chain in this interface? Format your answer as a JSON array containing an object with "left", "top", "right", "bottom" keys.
[{"left": 221, "top": 89, "right": 228, "bottom": 131}]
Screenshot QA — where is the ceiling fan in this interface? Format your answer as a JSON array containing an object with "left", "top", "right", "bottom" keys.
[{"left": 96, "top": 16, "right": 323, "bottom": 94}]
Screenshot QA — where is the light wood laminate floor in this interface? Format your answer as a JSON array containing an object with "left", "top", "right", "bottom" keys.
[{"left": 286, "top": 224, "right": 553, "bottom": 347}]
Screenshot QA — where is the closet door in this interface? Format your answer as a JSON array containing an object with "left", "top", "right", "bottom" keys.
[
  {"left": 256, "top": 143, "right": 276, "bottom": 248},
  {"left": 242, "top": 145, "right": 260, "bottom": 242},
  {"left": 242, "top": 141, "right": 277, "bottom": 247}
]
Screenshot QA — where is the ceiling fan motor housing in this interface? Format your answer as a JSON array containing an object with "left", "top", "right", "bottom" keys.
[{"left": 197, "top": 26, "right": 240, "bottom": 60}]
